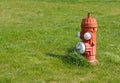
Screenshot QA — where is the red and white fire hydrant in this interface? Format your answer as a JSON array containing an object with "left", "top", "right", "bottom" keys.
[{"left": 76, "top": 13, "right": 98, "bottom": 65}]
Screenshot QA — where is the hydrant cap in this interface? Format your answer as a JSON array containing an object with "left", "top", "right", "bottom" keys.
[{"left": 81, "top": 13, "right": 98, "bottom": 28}]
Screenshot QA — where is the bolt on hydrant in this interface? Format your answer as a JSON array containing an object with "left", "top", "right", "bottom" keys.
[{"left": 76, "top": 13, "right": 98, "bottom": 65}]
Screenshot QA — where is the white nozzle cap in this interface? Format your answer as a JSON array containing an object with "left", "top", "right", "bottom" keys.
[
  {"left": 76, "top": 42, "right": 85, "bottom": 54},
  {"left": 77, "top": 32, "right": 80, "bottom": 38},
  {"left": 84, "top": 32, "right": 91, "bottom": 40}
]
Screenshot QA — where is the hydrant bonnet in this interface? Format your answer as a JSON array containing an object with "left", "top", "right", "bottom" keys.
[{"left": 81, "top": 13, "right": 98, "bottom": 28}]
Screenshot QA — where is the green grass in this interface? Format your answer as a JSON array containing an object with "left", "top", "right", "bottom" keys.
[{"left": 0, "top": 0, "right": 120, "bottom": 83}]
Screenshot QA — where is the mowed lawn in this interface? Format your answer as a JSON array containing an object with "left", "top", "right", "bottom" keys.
[{"left": 0, "top": 0, "right": 120, "bottom": 83}]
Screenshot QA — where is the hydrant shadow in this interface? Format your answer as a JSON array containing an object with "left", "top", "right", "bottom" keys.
[{"left": 46, "top": 47, "right": 90, "bottom": 67}]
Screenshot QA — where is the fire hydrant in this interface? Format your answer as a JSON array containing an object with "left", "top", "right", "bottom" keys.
[{"left": 76, "top": 13, "right": 98, "bottom": 65}]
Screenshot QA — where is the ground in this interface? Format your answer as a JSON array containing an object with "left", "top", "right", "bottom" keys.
[{"left": 0, "top": 0, "right": 120, "bottom": 83}]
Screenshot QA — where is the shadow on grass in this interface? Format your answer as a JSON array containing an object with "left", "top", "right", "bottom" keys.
[{"left": 46, "top": 47, "right": 91, "bottom": 67}]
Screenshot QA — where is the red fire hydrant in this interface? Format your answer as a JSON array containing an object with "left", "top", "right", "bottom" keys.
[{"left": 76, "top": 13, "right": 98, "bottom": 65}]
